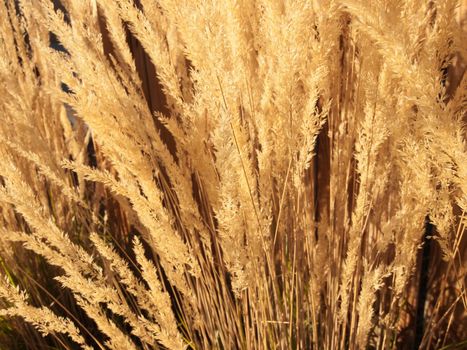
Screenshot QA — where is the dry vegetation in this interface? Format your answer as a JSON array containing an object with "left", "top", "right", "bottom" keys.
[{"left": 0, "top": 0, "right": 466, "bottom": 349}]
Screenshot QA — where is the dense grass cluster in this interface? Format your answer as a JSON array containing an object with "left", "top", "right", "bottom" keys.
[{"left": 0, "top": 0, "right": 466, "bottom": 349}]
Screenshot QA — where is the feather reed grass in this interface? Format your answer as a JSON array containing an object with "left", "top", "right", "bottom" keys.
[{"left": 0, "top": 0, "right": 466, "bottom": 349}]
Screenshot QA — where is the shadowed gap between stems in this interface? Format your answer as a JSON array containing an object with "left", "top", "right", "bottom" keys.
[{"left": 414, "top": 215, "right": 434, "bottom": 349}]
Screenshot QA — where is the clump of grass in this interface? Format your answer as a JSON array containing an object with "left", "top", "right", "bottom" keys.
[{"left": 0, "top": 0, "right": 466, "bottom": 349}]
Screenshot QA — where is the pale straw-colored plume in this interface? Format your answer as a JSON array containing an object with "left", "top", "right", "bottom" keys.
[{"left": 0, "top": 0, "right": 465, "bottom": 349}]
